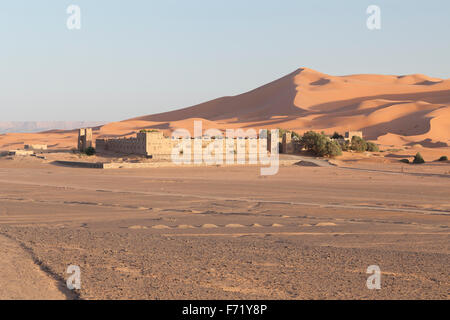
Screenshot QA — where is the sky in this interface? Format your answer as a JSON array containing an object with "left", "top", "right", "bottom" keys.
[{"left": 1, "top": 0, "right": 449, "bottom": 121}]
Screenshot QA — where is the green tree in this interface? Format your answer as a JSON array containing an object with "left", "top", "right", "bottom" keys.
[
  {"left": 366, "top": 142, "right": 379, "bottom": 152},
  {"left": 325, "top": 140, "right": 342, "bottom": 157},
  {"left": 300, "top": 131, "right": 342, "bottom": 157},
  {"left": 301, "top": 131, "right": 326, "bottom": 155},
  {"left": 85, "top": 147, "right": 96, "bottom": 156},
  {"left": 351, "top": 136, "right": 368, "bottom": 152},
  {"left": 331, "top": 132, "right": 344, "bottom": 139},
  {"left": 291, "top": 131, "right": 301, "bottom": 140},
  {"left": 339, "top": 140, "right": 351, "bottom": 151}
]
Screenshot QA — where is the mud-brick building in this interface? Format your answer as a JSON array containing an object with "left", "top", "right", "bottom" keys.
[
  {"left": 78, "top": 128, "right": 93, "bottom": 152},
  {"left": 344, "top": 131, "right": 363, "bottom": 141},
  {"left": 95, "top": 131, "right": 173, "bottom": 158}
]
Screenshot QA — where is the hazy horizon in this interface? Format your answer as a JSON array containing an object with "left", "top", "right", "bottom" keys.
[{"left": 0, "top": 121, "right": 107, "bottom": 134}]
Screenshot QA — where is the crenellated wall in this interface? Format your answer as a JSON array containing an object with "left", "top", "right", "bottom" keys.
[
  {"left": 89, "top": 128, "right": 366, "bottom": 159},
  {"left": 96, "top": 131, "right": 175, "bottom": 158},
  {"left": 95, "top": 130, "right": 283, "bottom": 159}
]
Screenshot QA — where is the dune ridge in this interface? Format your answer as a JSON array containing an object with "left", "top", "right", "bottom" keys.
[{"left": 1, "top": 67, "right": 449, "bottom": 150}]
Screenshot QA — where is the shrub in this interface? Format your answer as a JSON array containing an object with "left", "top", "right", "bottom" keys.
[
  {"left": 85, "top": 147, "right": 96, "bottom": 156},
  {"left": 400, "top": 159, "right": 410, "bottom": 164},
  {"left": 325, "top": 140, "right": 342, "bottom": 157},
  {"left": 338, "top": 140, "right": 351, "bottom": 151},
  {"left": 366, "top": 142, "right": 379, "bottom": 152},
  {"left": 413, "top": 152, "right": 425, "bottom": 164},
  {"left": 351, "top": 136, "right": 367, "bottom": 152},
  {"left": 139, "top": 129, "right": 159, "bottom": 133},
  {"left": 438, "top": 156, "right": 448, "bottom": 162},
  {"left": 300, "top": 131, "right": 342, "bottom": 157},
  {"left": 331, "top": 132, "right": 344, "bottom": 140},
  {"left": 349, "top": 136, "right": 379, "bottom": 152},
  {"left": 291, "top": 131, "right": 301, "bottom": 140},
  {"left": 300, "top": 131, "right": 327, "bottom": 155}
]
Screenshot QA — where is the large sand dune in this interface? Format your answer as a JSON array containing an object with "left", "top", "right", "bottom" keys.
[{"left": 1, "top": 68, "right": 449, "bottom": 150}]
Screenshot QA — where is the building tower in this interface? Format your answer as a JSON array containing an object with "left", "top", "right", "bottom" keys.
[
  {"left": 78, "top": 128, "right": 93, "bottom": 152},
  {"left": 282, "top": 132, "right": 293, "bottom": 154}
]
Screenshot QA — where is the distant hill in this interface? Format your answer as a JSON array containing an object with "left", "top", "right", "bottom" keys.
[{"left": 0, "top": 121, "right": 106, "bottom": 134}]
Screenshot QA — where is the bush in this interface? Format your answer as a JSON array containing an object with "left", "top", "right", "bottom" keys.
[
  {"left": 349, "top": 136, "right": 379, "bottom": 152},
  {"left": 438, "top": 156, "right": 448, "bottom": 162},
  {"left": 366, "top": 142, "right": 379, "bottom": 152},
  {"left": 291, "top": 131, "right": 301, "bottom": 140},
  {"left": 139, "top": 129, "right": 159, "bottom": 133},
  {"left": 85, "top": 147, "right": 96, "bottom": 156},
  {"left": 331, "top": 132, "right": 344, "bottom": 140},
  {"left": 338, "top": 140, "right": 351, "bottom": 151},
  {"left": 300, "top": 131, "right": 327, "bottom": 156},
  {"left": 351, "top": 136, "right": 367, "bottom": 152},
  {"left": 413, "top": 152, "right": 425, "bottom": 164},
  {"left": 400, "top": 159, "right": 410, "bottom": 164},
  {"left": 325, "top": 140, "right": 342, "bottom": 157},
  {"left": 300, "top": 131, "right": 342, "bottom": 157}
]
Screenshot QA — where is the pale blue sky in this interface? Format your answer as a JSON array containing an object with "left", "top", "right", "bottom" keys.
[{"left": 1, "top": 0, "right": 449, "bottom": 121}]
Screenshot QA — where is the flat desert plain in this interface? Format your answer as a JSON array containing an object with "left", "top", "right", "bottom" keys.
[{"left": 0, "top": 154, "right": 448, "bottom": 299}]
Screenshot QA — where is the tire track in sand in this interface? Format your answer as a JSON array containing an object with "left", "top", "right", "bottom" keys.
[{"left": 0, "top": 234, "right": 76, "bottom": 300}]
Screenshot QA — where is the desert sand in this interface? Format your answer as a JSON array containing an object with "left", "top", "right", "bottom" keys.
[
  {"left": 0, "top": 155, "right": 448, "bottom": 299},
  {"left": 1, "top": 68, "right": 449, "bottom": 156},
  {"left": 0, "top": 67, "right": 449, "bottom": 300}
]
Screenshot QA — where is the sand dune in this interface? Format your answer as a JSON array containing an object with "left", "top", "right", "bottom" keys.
[{"left": 1, "top": 67, "right": 449, "bottom": 150}]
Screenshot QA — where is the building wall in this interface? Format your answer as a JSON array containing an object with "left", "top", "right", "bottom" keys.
[
  {"left": 144, "top": 132, "right": 174, "bottom": 158},
  {"left": 345, "top": 131, "right": 363, "bottom": 141},
  {"left": 24, "top": 144, "right": 47, "bottom": 150},
  {"left": 96, "top": 131, "right": 271, "bottom": 158},
  {"left": 78, "top": 128, "right": 93, "bottom": 151},
  {"left": 96, "top": 136, "right": 147, "bottom": 156},
  {"left": 96, "top": 131, "right": 168, "bottom": 157}
]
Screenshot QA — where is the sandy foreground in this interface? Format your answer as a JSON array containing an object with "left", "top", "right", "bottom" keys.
[{"left": 0, "top": 154, "right": 448, "bottom": 300}]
